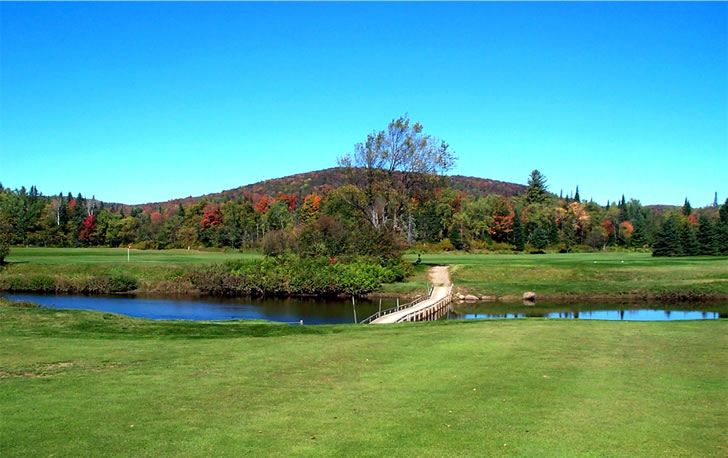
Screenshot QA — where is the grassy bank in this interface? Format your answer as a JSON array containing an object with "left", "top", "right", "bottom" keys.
[
  {"left": 384, "top": 251, "right": 728, "bottom": 300},
  {"left": 0, "top": 247, "right": 262, "bottom": 294},
  {"left": 1, "top": 301, "right": 726, "bottom": 456}
]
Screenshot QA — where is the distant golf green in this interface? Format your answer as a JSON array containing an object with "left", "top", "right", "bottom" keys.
[
  {"left": 1, "top": 302, "right": 726, "bottom": 456},
  {"left": 395, "top": 251, "right": 728, "bottom": 298},
  {"left": 4, "top": 247, "right": 261, "bottom": 264}
]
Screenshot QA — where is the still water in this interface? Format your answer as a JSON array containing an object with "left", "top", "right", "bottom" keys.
[
  {"left": 3, "top": 293, "right": 725, "bottom": 324},
  {"left": 3, "top": 293, "right": 378, "bottom": 324},
  {"left": 449, "top": 304, "right": 726, "bottom": 322}
]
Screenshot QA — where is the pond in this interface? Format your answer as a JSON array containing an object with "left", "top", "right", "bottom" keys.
[
  {"left": 448, "top": 303, "right": 727, "bottom": 322},
  {"left": 2, "top": 293, "right": 381, "bottom": 324},
  {"left": 3, "top": 293, "right": 726, "bottom": 324}
]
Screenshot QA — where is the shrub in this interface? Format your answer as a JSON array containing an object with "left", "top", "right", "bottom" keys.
[
  {"left": 190, "top": 255, "right": 407, "bottom": 297},
  {"left": 107, "top": 273, "right": 138, "bottom": 292}
]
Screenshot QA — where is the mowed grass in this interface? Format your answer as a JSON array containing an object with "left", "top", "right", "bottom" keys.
[
  {"left": 1, "top": 302, "right": 726, "bottom": 456},
  {"left": 5, "top": 247, "right": 261, "bottom": 265},
  {"left": 398, "top": 252, "right": 728, "bottom": 298}
]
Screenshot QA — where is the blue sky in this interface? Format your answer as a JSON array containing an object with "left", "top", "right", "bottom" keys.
[{"left": 1, "top": 2, "right": 726, "bottom": 205}]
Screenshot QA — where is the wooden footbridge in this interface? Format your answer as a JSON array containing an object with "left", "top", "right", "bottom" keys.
[{"left": 360, "top": 266, "right": 454, "bottom": 324}]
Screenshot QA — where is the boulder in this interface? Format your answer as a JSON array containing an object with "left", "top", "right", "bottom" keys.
[
  {"left": 522, "top": 291, "right": 537, "bottom": 302},
  {"left": 464, "top": 294, "right": 479, "bottom": 302},
  {"left": 480, "top": 295, "right": 497, "bottom": 302}
]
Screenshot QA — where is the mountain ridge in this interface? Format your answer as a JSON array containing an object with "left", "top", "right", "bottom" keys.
[{"left": 123, "top": 167, "right": 527, "bottom": 211}]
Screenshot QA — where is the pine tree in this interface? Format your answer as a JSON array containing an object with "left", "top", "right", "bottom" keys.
[
  {"left": 720, "top": 198, "right": 728, "bottom": 225},
  {"left": 717, "top": 222, "right": 728, "bottom": 255},
  {"left": 511, "top": 208, "right": 525, "bottom": 251},
  {"left": 449, "top": 224, "right": 464, "bottom": 250},
  {"left": 697, "top": 215, "right": 719, "bottom": 255},
  {"left": 680, "top": 223, "right": 699, "bottom": 256},
  {"left": 529, "top": 226, "right": 549, "bottom": 251},
  {"left": 574, "top": 186, "right": 580, "bottom": 203},
  {"left": 682, "top": 198, "right": 692, "bottom": 216},
  {"left": 652, "top": 216, "right": 682, "bottom": 257},
  {"left": 525, "top": 170, "right": 548, "bottom": 204},
  {"left": 630, "top": 213, "right": 648, "bottom": 248},
  {"left": 713, "top": 192, "right": 719, "bottom": 208}
]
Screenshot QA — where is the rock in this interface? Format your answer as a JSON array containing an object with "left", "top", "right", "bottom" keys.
[
  {"left": 480, "top": 295, "right": 497, "bottom": 302},
  {"left": 457, "top": 294, "right": 465, "bottom": 300},
  {"left": 522, "top": 291, "right": 537, "bottom": 302},
  {"left": 464, "top": 294, "right": 479, "bottom": 302}
]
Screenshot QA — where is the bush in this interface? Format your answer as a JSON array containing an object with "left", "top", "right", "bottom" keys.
[
  {"left": 107, "top": 273, "right": 138, "bottom": 292},
  {"left": 261, "top": 230, "right": 291, "bottom": 257},
  {"left": 189, "top": 255, "right": 408, "bottom": 297},
  {"left": 130, "top": 240, "right": 155, "bottom": 250}
]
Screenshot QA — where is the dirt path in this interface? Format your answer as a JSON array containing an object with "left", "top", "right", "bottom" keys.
[{"left": 428, "top": 265, "right": 450, "bottom": 287}]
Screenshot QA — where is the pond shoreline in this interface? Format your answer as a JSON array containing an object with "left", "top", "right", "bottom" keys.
[{"left": 2, "top": 285, "right": 728, "bottom": 304}]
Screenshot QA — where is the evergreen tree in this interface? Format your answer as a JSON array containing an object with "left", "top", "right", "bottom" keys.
[
  {"left": 713, "top": 192, "right": 718, "bottom": 208},
  {"left": 680, "top": 223, "right": 699, "bottom": 256},
  {"left": 717, "top": 222, "right": 728, "bottom": 255},
  {"left": 511, "top": 208, "right": 525, "bottom": 251},
  {"left": 529, "top": 226, "right": 549, "bottom": 251},
  {"left": 630, "top": 213, "right": 648, "bottom": 248},
  {"left": 525, "top": 170, "right": 548, "bottom": 204},
  {"left": 652, "top": 216, "right": 682, "bottom": 257},
  {"left": 574, "top": 186, "right": 580, "bottom": 203},
  {"left": 697, "top": 215, "right": 719, "bottom": 255},
  {"left": 719, "top": 198, "right": 728, "bottom": 225},
  {"left": 449, "top": 223, "right": 465, "bottom": 250},
  {"left": 682, "top": 198, "right": 692, "bottom": 216}
]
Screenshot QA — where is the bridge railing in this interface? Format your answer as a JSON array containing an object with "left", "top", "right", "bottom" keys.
[
  {"left": 395, "top": 284, "right": 454, "bottom": 323},
  {"left": 359, "top": 286, "right": 434, "bottom": 324}
]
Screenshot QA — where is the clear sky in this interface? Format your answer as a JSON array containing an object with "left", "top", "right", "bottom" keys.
[{"left": 1, "top": 2, "right": 726, "bottom": 206}]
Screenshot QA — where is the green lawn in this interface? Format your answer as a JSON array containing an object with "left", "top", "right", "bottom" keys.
[
  {"left": 5, "top": 247, "right": 262, "bottom": 264},
  {"left": 396, "top": 251, "right": 728, "bottom": 299},
  {"left": 1, "top": 302, "right": 726, "bottom": 456}
]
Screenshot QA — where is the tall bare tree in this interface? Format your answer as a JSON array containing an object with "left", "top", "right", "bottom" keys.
[{"left": 338, "top": 114, "right": 456, "bottom": 231}]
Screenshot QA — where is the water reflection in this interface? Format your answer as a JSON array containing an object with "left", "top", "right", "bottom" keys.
[
  {"left": 3, "top": 293, "right": 725, "bottom": 324},
  {"left": 450, "top": 305, "right": 723, "bottom": 321},
  {"left": 2, "top": 293, "right": 387, "bottom": 324}
]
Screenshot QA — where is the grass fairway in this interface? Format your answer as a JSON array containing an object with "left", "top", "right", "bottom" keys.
[
  {"left": 5, "top": 247, "right": 262, "bottom": 265},
  {"left": 1, "top": 302, "right": 726, "bottom": 456},
  {"left": 398, "top": 251, "right": 728, "bottom": 299}
]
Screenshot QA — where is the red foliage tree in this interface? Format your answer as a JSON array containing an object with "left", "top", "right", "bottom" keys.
[
  {"left": 79, "top": 214, "right": 96, "bottom": 242},
  {"left": 619, "top": 221, "right": 634, "bottom": 238},
  {"left": 254, "top": 196, "right": 272, "bottom": 214},
  {"left": 602, "top": 219, "right": 615, "bottom": 237},
  {"left": 200, "top": 205, "right": 223, "bottom": 230},
  {"left": 277, "top": 193, "right": 298, "bottom": 211},
  {"left": 150, "top": 211, "right": 163, "bottom": 225}
]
